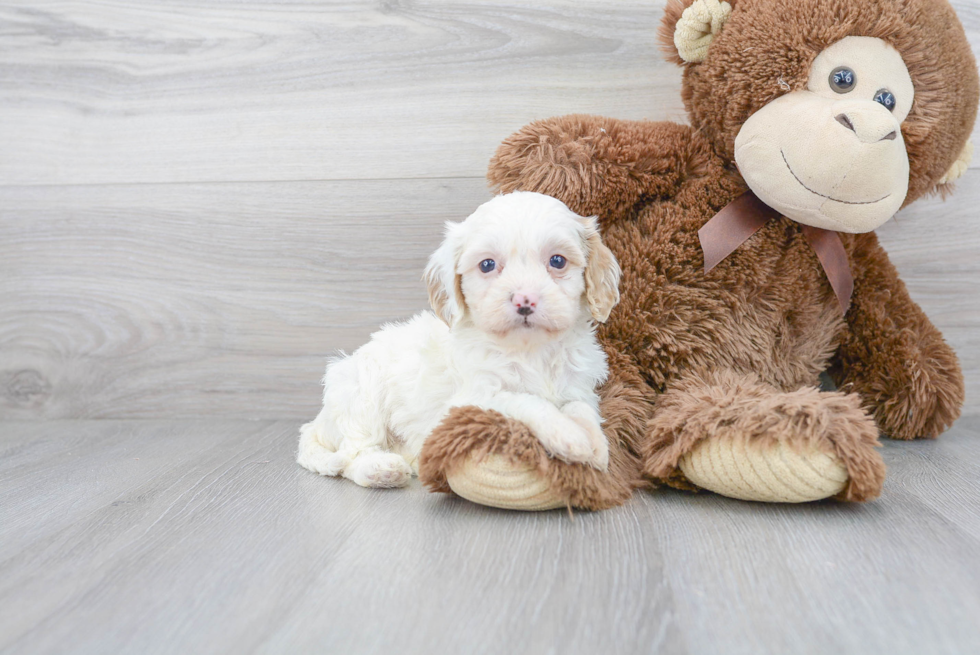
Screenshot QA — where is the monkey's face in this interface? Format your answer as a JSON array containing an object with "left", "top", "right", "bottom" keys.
[
  {"left": 665, "top": 0, "right": 977, "bottom": 220},
  {"left": 734, "top": 37, "right": 914, "bottom": 233}
]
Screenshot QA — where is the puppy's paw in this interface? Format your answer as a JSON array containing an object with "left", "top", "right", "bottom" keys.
[
  {"left": 587, "top": 437, "right": 610, "bottom": 472},
  {"left": 535, "top": 421, "right": 598, "bottom": 467},
  {"left": 297, "top": 425, "right": 349, "bottom": 476},
  {"left": 561, "top": 402, "right": 609, "bottom": 471},
  {"left": 344, "top": 452, "right": 414, "bottom": 488},
  {"left": 298, "top": 448, "right": 350, "bottom": 477}
]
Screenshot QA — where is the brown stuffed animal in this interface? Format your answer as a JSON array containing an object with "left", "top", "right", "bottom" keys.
[{"left": 418, "top": 0, "right": 978, "bottom": 509}]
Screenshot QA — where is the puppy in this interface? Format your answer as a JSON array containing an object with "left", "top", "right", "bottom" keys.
[{"left": 297, "top": 191, "right": 621, "bottom": 488}]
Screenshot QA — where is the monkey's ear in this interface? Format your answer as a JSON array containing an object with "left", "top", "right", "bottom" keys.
[{"left": 659, "top": 0, "right": 733, "bottom": 65}]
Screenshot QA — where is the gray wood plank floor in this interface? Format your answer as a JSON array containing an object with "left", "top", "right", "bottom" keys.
[{"left": 2, "top": 418, "right": 979, "bottom": 655}]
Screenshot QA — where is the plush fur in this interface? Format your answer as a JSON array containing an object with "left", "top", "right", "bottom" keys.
[
  {"left": 297, "top": 192, "right": 621, "bottom": 487},
  {"left": 419, "top": 0, "right": 976, "bottom": 507}
]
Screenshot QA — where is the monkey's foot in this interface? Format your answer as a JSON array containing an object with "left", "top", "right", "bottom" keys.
[
  {"left": 643, "top": 370, "right": 885, "bottom": 502},
  {"left": 677, "top": 437, "right": 849, "bottom": 503},
  {"left": 420, "top": 406, "right": 641, "bottom": 511}
]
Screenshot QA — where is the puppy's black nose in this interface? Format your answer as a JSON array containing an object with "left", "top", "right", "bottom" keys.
[{"left": 512, "top": 291, "right": 539, "bottom": 316}]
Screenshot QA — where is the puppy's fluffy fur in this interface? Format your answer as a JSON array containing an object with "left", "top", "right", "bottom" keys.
[{"left": 297, "top": 191, "right": 621, "bottom": 488}]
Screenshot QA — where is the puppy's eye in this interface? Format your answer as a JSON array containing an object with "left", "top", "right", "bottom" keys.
[
  {"left": 829, "top": 66, "right": 856, "bottom": 93},
  {"left": 549, "top": 255, "right": 566, "bottom": 269},
  {"left": 479, "top": 259, "right": 496, "bottom": 273},
  {"left": 873, "top": 89, "right": 897, "bottom": 112}
]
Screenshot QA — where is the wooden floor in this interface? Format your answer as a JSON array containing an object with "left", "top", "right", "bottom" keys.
[{"left": 2, "top": 417, "right": 979, "bottom": 654}]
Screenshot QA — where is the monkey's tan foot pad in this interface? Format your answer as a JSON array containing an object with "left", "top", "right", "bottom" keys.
[
  {"left": 446, "top": 453, "right": 565, "bottom": 511},
  {"left": 678, "top": 437, "right": 849, "bottom": 503}
]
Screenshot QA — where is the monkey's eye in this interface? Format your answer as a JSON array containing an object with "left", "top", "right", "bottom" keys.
[
  {"left": 829, "top": 67, "right": 856, "bottom": 93},
  {"left": 549, "top": 255, "right": 567, "bottom": 269},
  {"left": 873, "top": 89, "right": 897, "bottom": 112},
  {"left": 479, "top": 259, "right": 496, "bottom": 273}
]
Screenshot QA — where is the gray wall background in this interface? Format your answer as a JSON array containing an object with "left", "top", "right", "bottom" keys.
[{"left": 2, "top": 0, "right": 978, "bottom": 420}]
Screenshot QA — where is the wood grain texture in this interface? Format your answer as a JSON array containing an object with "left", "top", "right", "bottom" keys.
[
  {"left": 1, "top": 417, "right": 978, "bottom": 654},
  {"left": 1, "top": 0, "right": 976, "bottom": 186},
  {"left": 3, "top": 3, "right": 979, "bottom": 653},
  {"left": 1, "top": 0, "right": 979, "bottom": 420},
  {"left": 0, "top": 178, "right": 493, "bottom": 419},
  {"left": 2, "top": 171, "right": 978, "bottom": 420},
  {"left": 0, "top": 0, "right": 680, "bottom": 185}
]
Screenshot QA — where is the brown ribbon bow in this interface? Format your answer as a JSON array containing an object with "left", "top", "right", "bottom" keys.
[{"left": 698, "top": 191, "right": 854, "bottom": 313}]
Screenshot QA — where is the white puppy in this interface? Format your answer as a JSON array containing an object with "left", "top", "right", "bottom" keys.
[{"left": 297, "top": 191, "right": 621, "bottom": 488}]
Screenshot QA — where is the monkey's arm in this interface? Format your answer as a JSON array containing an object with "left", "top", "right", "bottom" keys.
[
  {"left": 488, "top": 115, "right": 724, "bottom": 219},
  {"left": 829, "top": 232, "right": 964, "bottom": 439}
]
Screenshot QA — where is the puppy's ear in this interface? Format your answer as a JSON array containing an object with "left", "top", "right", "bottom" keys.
[
  {"left": 581, "top": 217, "right": 621, "bottom": 323},
  {"left": 423, "top": 222, "right": 467, "bottom": 326}
]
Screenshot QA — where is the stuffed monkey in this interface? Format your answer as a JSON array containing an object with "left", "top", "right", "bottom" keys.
[{"left": 419, "top": 0, "right": 978, "bottom": 509}]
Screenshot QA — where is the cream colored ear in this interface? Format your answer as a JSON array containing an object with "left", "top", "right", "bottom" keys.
[
  {"left": 423, "top": 222, "right": 466, "bottom": 326},
  {"left": 674, "top": 0, "right": 732, "bottom": 64},
  {"left": 425, "top": 268, "right": 465, "bottom": 327},
  {"left": 582, "top": 218, "right": 622, "bottom": 323},
  {"left": 938, "top": 141, "right": 973, "bottom": 185}
]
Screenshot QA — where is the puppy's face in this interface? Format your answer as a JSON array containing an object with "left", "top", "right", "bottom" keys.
[{"left": 425, "top": 192, "right": 620, "bottom": 342}]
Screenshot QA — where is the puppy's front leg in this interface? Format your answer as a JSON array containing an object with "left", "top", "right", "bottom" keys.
[{"left": 475, "top": 392, "right": 607, "bottom": 470}]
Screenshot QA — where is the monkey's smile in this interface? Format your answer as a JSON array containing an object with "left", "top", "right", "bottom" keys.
[{"left": 781, "top": 150, "right": 891, "bottom": 206}]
